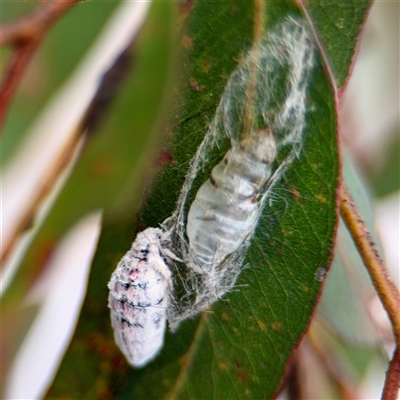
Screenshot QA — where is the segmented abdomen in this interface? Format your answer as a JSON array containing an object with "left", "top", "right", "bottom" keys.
[
  {"left": 186, "top": 129, "right": 277, "bottom": 270},
  {"left": 108, "top": 228, "right": 171, "bottom": 367}
]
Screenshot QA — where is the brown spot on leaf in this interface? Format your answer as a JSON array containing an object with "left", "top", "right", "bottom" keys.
[
  {"left": 236, "top": 370, "right": 248, "bottom": 382},
  {"left": 182, "top": 35, "right": 193, "bottom": 50},
  {"left": 288, "top": 185, "right": 300, "bottom": 200},
  {"left": 155, "top": 149, "right": 173, "bottom": 167},
  {"left": 271, "top": 321, "right": 282, "bottom": 331},
  {"left": 189, "top": 77, "right": 205, "bottom": 91},
  {"left": 235, "top": 362, "right": 248, "bottom": 382},
  {"left": 179, "top": 0, "right": 195, "bottom": 15},
  {"left": 202, "top": 59, "right": 211, "bottom": 72}
]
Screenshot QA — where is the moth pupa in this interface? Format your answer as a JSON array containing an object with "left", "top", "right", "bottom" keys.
[
  {"left": 187, "top": 128, "right": 276, "bottom": 272},
  {"left": 108, "top": 227, "right": 173, "bottom": 367}
]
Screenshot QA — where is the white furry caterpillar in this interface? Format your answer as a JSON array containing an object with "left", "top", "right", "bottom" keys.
[
  {"left": 187, "top": 127, "right": 276, "bottom": 271},
  {"left": 167, "top": 17, "right": 315, "bottom": 328},
  {"left": 108, "top": 228, "right": 172, "bottom": 367}
]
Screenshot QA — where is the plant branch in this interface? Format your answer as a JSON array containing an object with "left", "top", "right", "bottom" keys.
[
  {"left": 340, "top": 183, "right": 400, "bottom": 400},
  {"left": 339, "top": 184, "right": 400, "bottom": 340},
  {"left": 382, "top": 346, "right": 400, "bottom": 400},
  {"left": 0, "top": 0, "right": 78, "bottom": 129}
]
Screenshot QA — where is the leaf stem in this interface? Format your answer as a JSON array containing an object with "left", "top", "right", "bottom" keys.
[{"left": 339, "top": 183, "right": 400, "bottom": 399}]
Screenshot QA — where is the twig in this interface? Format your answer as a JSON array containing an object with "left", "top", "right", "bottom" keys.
[
  {"left": 382, "top": 346, "right": 400, "bottom": 400},
  {"left": 0, "top": 0, "right": 78, "bottom": 129},
  {"left": 339, "top": 184, "right": 400, "bottom": 340},
  {"left": 340, "top": 183, "right": 400, "bottom": 400},
  {"left": 0, "top": 1, "right": 76, "bottom": 46}
]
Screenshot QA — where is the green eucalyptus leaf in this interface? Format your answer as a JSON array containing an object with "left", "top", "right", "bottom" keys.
[
  {"left": 305, "top": 0, "right": 372, "bottom": 88},
  {"left": 131, "top": 3, "right": 338, "bottom": 398},
  {"left": 1, "top": 1, "right": 120, "bottom": 162}
]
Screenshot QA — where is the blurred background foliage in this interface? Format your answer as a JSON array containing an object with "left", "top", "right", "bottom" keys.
[{"left": 1, "top": 0, "right": 120, "bottom": 161}]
